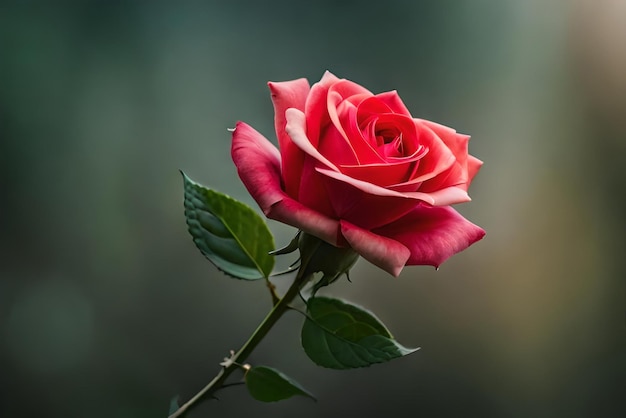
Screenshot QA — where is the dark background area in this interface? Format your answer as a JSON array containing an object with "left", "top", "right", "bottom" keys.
[{"left": 1, "top": 1, "right": 624, "bottom": 417}]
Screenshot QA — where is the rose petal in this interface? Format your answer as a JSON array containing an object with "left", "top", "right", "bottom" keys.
[
  {"left": 267, "top": 197, "right": 341, "bottom": 247},
  {"left": 298, "top": 154, "right": 337, "bottom": 219},
  {"left": 316, "top": 167, "right": 434, "bottom": 203},
  {"left": 416, "top": 119, "right": 459, "bottom": 145},
  {"left": 317, "top": 167, "right": 430, "bottom": 229},
  {"left": 231, "top": 121, "right": 284, "bottom": 210},
  {"left": 338, "top": 146, "right": 426, "bottom": 188},
  {"left": 418, "top": 119, "right": 483, "bottom": 190},
  {"left": 327, "top": 80, "right": 372, "bottom": 143},
  {"left": 231, "top": 121, "right": 341, "bottom": 246},
  {"left": 419, "top": 186, "right": 471, "bottom": 205},
  {"left": 331, "top": 100, "right": 385, "bottom": 165},
  {"left": 356, "top": 96, "right": 393, "bottom": 126},
  {"left": 318, "top": 123, "right": 362, "bottom": 166},
  {"left": 374, "top": 205, "right": 485, "bottom": 267},
  {"left": 317, "top": 101, "right": 360, "bottom": 165},
  {"left": 340, "top": 220, "right": 410, "bottom": 277},
  {"left": 416, "top": 119, "right": 482, "bottom": 191},
  {"left": 375, "top": 90, "right": 412, "bottom": 116},
  {"left": 285, "top": 108, "right": 341, "bottom": 217},
  {"left": 328, "top": 79, "right": 372, "bottom": 102},
  {"left": 285, "top": 108, "right": 339, "bottom": 171},
  {"left": 305, "top": 71, "right": 340, "bottom": 146},
  {"left": 410, "top": 122, "right": 456, "bottom": 183},
  {"left": 419, "top": 159, "right": 466, "bottom": 193},
  {"left": 467, "top": 155, "right": 483, "bottom": 186},
  {"left": 317, "top": 166, "right": 471, "bottom": 207},
  {"left": 362, "top": 113, "right": 420, "bottom": 157},
  {"left": 268, "top": 78, "right": 310, "bottom": 199}
]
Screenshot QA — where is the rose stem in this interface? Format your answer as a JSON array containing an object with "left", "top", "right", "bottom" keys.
[{"left": 168, "top": 268, "right": 311, "bottom": 418}]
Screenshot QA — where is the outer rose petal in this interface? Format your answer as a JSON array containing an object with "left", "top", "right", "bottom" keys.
[
  {"left": 231, "top": 121, "right": 283, "bottom": 210},
  {"left": 231, "top": 121, "right": 340, "bottom": 246},
  {"left": 268, "top": 78, "right": 310, "bottom": 199},
  {"left": 340, "top": 220, "right": 410, "bottom": 277},
  {"left": 374, "top": 205, "right": 485, "bottom": 268},
  {"left": 467, "top": 155, "right": 483, "bottom": 186},
  {"left": 267, "top": 196, "right": 342, "bottom": 247},
  {"left": 417, "top": 118, "right": 483, "bottom": 191},
  {"left": 410, "top": 122, "right": 457, "bottom": 184}
]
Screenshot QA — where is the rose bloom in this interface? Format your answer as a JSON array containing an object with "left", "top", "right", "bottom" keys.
[{"left": 231, "top": 71, "right": 485, "bottom": 277}]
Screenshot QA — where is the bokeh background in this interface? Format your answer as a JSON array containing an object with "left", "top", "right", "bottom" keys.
[{"left": 1, "top": 1, "right": 624, "bottom": 417}]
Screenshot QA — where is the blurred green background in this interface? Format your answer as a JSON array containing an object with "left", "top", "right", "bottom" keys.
[{"left": 1, "top": 1, "right": 624, "bottom": 417}]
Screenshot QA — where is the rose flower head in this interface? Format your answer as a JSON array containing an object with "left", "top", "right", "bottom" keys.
[{"left": 231, "top": 71, "right": 485, "bottom": 277}]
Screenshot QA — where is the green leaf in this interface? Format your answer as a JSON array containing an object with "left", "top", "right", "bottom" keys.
[
  {"left": 182, "top": 171, "right": 275, "bottom": 280},
  {"left": 245, "top": 366, "right": 316, "bottom": 402},
  {"left": 302, "top": 297, "right": 419, "bottom": 369}
]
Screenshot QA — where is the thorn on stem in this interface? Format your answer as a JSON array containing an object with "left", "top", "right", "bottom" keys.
[{"left": 219, "top": 350, "right": 236, "bottom": 367}]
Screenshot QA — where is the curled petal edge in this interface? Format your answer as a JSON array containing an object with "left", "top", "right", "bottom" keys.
[
  {"left": 268, "top": 78, "right": 311, "bottom": 198},
  {"left": 266, "top": 198, "right": 341, "bottom": 248},
  {"left": 286, "top": 108, "right": 472, "bottom": 207},
  {"left": 375, "top": 205, "right": 486, "bottom": 268},
  {"left": 231, "top": 121, "right": 284, "bottom": 210},
  {"left": 340, "top": 221, "right": 411, "bottom": 277},
  {"left": 231, "top": 121, "right": 341, "bottom": 247}
]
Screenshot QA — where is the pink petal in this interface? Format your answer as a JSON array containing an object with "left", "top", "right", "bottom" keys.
[
  {"left": 317, "top": 123, "right": 365, "bottom": 166},
  {"left": 415, "top": 121, "right": 483, "bottom": 194},
  {"left": 338, "top": 147, "right": 426, "bottom": 188},
  {"left": 268, "top": 78, "right": 310, "bottom": 199},
  {"left": 375, "top": 90, "right": 412, "bottom": 116},
  {"left": 416, "top": 119, "right": 460, "bottom": 146},
  {"left": 285, "top": 108, "right": 341, "bottom": 218},
  {"left": 231, "top": 121, "right": 341, "bottom": 246},
  {"left": 317, "top": 102, "right": 361, "bottom": 165},
  {"left": 419, "top": 159, "right": 467, "bottom": 193},
  {"left": 362, "top": 113, "right": 420, "bottom": 156},
  {"left": 340, "top": 220, "right": 410, "bottom": 277},
  {"left": 328, "top": 78, "right": 372, "bottom": 102},
  {"left": 327, "top": 90, "right": 351, "bottom": 143},
  {"left": 419, "top": 120, "right": 469, "bottom": 164},
  {"left": 328, "top": 100, "right": 384, "bottom": 165},
  {"left": 285, "top": 108, "right": 339, "bottom": 171},
  {"left": 420, "top": 186, "right": 471, "bottom": 206},
  {"left": 267, "top": 197, "right": 342, "bottom": 247},
  {"left": 305, "top": 71, "right": 341, "bottom": 146},
  {"left": 410, "top": 122, "right": 456, "bottom": 183},
  {"left": 231, "top": 121, "right": 284, "bottom": 211},
  {"left": 297, "top": 154, "right": 337, "bottom": 219},
  {"left": 316, "top": 167, "right": 431, "bottom": 229},
  {"left": 355, "top": 96, "right": 393, "bottom": 127},
  {"left": 326, "top": 80, "right": 372, "bottom": 144},
  {"left": 316, "top": 167, "right": 435, "bottom": 203},
  {"left": 316, "top": 165, "right": 470, "bottom": 207},
  {"left": 374, "top": 205, "right": 485, "bottom": 267},
  {"left": 467, "top": 155, "right": 483, "bottom": 186}
]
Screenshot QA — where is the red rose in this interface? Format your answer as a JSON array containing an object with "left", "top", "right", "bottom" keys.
[{"left": 231, "top": 71, "right": 484, "bottom": 276}]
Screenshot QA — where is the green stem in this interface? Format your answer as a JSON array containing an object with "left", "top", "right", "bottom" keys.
[{"left": 168, "top": 270, "right": 310, "bottom": 418}]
